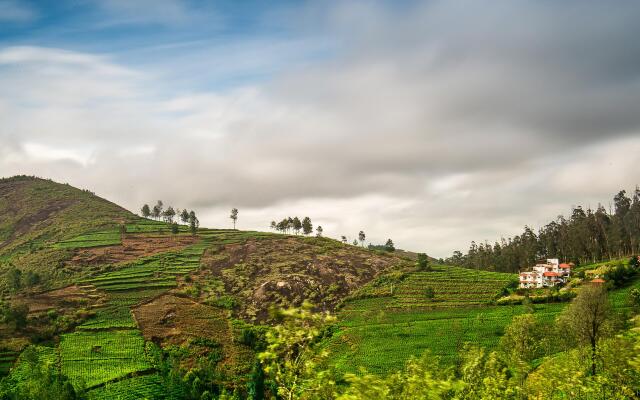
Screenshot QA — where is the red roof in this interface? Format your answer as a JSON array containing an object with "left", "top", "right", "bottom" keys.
[
  {"left": 591, "top": 278, "right": 605, "bottom": 283},
  {"left": 559, "top": 263, "right": 571, "bottom": 268},
  {"left": 543, "top": 272, "right": 560, "bottom": 277}
]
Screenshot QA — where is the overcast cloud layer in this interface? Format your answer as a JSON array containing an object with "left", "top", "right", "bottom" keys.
[{"left": 1, "top": 0, "right": 639, "bottom": 257}]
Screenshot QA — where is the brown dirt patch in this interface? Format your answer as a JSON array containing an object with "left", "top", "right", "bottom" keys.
[
  {"left": 18, "top": 284, "right": 106, "bottom": 314},
  {"left": 70, "top": 234, "right": 199, "bottom": 266},
  {"left": 132, "top": 294, "right": 253, "bottom": 373},
  {"left": 133, "top": 294, "right": 226, "bottom": 343}
]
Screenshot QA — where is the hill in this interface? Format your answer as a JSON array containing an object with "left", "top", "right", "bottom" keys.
[
  {"left": 0, "top": 176, "right": 419, "bottom": 396},
  {"left": 0, "top": 176, "right": 134, "bottom": 253},
  {"left": 1, "top": 176, "right": 637, "bottom": 398}
]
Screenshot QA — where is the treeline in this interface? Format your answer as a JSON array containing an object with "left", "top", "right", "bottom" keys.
[
  {"left": 141, "top": 200, "right": 199, "bottom": 233},
  {"left": 446, "top": 187, "right": 640, "bottom": 273},
  {"left": 270, "top": 217, "right": 315, "bottom": 236}
]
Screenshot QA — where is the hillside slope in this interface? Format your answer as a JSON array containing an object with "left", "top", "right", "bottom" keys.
[
  {"left": 0, "top": 177, "right": 420, "bottom": 396},
  {"left": 0, "top": 176, "right": 134, "bottom": 255}
]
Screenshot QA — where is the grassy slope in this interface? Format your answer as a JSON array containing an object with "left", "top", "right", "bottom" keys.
[
  {"left": 0, "top": 176, "right": 140, "bottom": 289},
  {"left": 0, "top": 178, "right": 414, "bottom": 396},
  {"left": 323, "top": 265, "right": 640, "bottom": 375},
  {"left": 0, "top": 176, "right": 134, "bottom": 253},
  {"left": 6, "top": 177, "right": 635, "bottom": 394}
]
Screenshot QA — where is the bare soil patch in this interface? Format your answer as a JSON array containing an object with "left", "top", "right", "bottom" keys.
[
  {"left": 133, "top": 294, "right": 253, "bottom": 373},
  {"left": 18, "top": 284, "right": 106, "bottom": 314},
  {"left": 70, "top": 234, "right": 198, "bottom": 266}
]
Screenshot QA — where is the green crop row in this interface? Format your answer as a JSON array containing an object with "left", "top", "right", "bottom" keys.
[
  {"left": 59, "top": 330, "right": 151, "bottom": 388},
  {"left": 87, "top": 373, "right": 174, "bottom": 400}
]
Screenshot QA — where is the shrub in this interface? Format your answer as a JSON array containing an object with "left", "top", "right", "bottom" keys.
[{"left": 424, "top": 287, "right": 435, "bottom": 300}]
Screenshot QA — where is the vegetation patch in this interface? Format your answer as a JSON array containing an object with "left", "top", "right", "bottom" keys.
[{"left": 59, "top": 330, "right": 151, "bottom": 388}]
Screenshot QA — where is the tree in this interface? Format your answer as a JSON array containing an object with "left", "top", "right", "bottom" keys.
[
  {"left": 162, "top": 206, "right": 176, "bottom": 223},
  {"left": 292, "top": 217, "right": 302, "bottom": 235},
  {"left": 302, "top": 217, "right": 313, "bottom": 236},
  {"left": 352, "top": 239, "right": 358, "bottom": 246},
  {"left": 270, "top": 221, "right": 277, "bottom": 231},
  {"left": 384, "top": 239, "right": 395, "bottom": 252},
  {"left": 446, "top": 187, "right": 640, "bottom": 272},
  {"left": 24, "top": 271, "right": 41, "bottom": 287},
  {"left": 189, "top": 211, "right": 199, "bottom": 235},
  {"left": 247, "top": 360, "right": 265, "bottom": 400},
  {"left": 0, "top": 301, "right": 29, "bottom": 331},
  {"left": 258, "top": 303, "right": 336, "bottom": 400},
  {"left": 6, "top": 267, "right": 22, "bottom": 292},
  {"left": 0, "top": 346, "right": 80, "bottom": 399},
  {"left": 358, "top": 231, "right": 366, "bottom": 247},
  {"left": 180, "top": 209, "right": 190, "bottom": 224},
  {"left": 499, "top": 314, "right": 545, "bottom": 366},
  {"left": 152, "top": 200, "right": 163, "bottom": 220},
  {"left": 170, "top": 222, "right": 179, "bottom": 235},
  {"left": 316, "top": 226, "right": 323, "bottom": 237},
  {"left": 558, "top": 284, "right": 612, "bottom": 376},
  {"left": 141, "top": 204, "right": 151, "bottom": 218},
  {"left": 416, "top": 253, "right": 431, "bottom": 271},
  {"left": 230, "top": 208, "right": 238, "bottom": 229},
  {"left": 341, "top": 236, "right": 347, "bottom": 244}
]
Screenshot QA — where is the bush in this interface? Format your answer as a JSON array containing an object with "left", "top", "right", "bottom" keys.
[
  {"left": 212, "top": 296, "right": 238, "bottom": 310},
  {"left": 604, "top": 263, "right": 638, "bottom": 288},
  {"left": 630, "top": 288, "right": 640, "bottom": 309},
  {"left": 424, "top": 287, "right": 435, "bottom": 300}
]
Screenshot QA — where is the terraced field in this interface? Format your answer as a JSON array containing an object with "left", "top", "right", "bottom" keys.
[
  {"left": 53, "top": 230, "right": 122, "bottom": 249},
  {"left": 326, "top": 302, "right": 565, "bottom": 374},
  {"left": 49, "top": 225, "right": 283, "bottom": 395},
  {"left": 87, "top": 373, "right": 173, "bottom": 400},
  {"left": 390, "top": 267, "right": 516, "bottom": 308},
  {"left": 0, "top": 350, "right": 19, "bottom": 376},
  {"left": 325, "top": 266, "right": 640, "bottom": 375},
  {"left": 3, "top": 220, "right": 255, "bottom": 396},
  {"left": 324, "top": 266, "right": 524, "bottom": 373},
  {"left": 60, "top": 330, "right": 151, "bottom": 388}
]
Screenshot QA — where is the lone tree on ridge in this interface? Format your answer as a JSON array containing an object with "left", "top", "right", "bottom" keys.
[{"left": 230, "top": 208, "right": 239, "bottom": 229}]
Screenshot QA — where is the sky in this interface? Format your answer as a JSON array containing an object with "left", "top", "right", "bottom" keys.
[{"left": 1, "top": 0, "right": 640, "bottom": 258}]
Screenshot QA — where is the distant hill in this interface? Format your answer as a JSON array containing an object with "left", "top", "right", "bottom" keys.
[{"left": 0, "top": 175, "right": 134, "bottom": 254}]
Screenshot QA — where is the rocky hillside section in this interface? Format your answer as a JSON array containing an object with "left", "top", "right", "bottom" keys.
[{"left": 197, "top": 236, "right": 414, "bottom": 321}]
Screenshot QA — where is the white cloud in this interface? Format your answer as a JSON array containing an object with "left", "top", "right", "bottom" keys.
[{"left": 1, "top": 1, "right": 640, "bottom": 257}]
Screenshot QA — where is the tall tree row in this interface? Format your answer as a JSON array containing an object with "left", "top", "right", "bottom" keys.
[
  {"left": 271, "top": 216, "right": 314, "bottom": 235},
  {"left": 446, "top": 187, "right": 640, "bottom": 272}
]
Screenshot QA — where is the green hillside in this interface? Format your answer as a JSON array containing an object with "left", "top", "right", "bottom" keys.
[
  {"left": 322, "top": 263, "right": 640, "bottom": 376},
  {"left": 0, "top": 176, "right": 134, "bottom": 252},
  {"left": 0, "top": 177, "right": 420, "bottom": 397},
  {"left": 0, "top": 177, "right": 638, "bottom": 399}
]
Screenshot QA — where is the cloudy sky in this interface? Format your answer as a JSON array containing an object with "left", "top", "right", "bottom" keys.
[{"left": 1, "top": 0, "right": 639, "bottom": 257}]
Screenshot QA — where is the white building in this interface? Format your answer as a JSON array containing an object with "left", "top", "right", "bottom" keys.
[{"left": 519, "top": 259, "right": 572, "bottom": 289}]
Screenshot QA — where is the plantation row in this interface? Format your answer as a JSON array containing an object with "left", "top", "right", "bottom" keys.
[
  {"left": 0, "top": 351, "right": 18, "bottom": 377},
  {"left": 87, "top": 373, "right": 172, "bottom": 400},
  {"left": 327, "top": 302, "right": 567, "bottom": 374},
  {"left": 59, "top": 330, "right": 151, "bottom": 388},
  {"left": 53, "top": 230, "right": 122, "bottom": 249}
]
